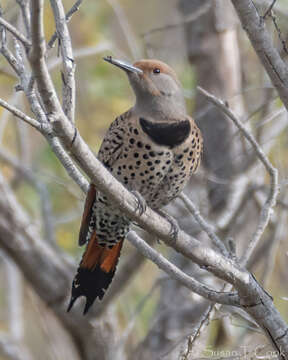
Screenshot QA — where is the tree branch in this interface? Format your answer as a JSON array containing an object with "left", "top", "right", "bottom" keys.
[
  {"left": 29, "top": 0, "right": 64, "bottom": 116},
  {"left": 179, "top": 193, "right": 229, "bottom": 257},
  {"left": 0, "top": 97, "right": 41, "bottom": 130},
  {"left": 198, "top": 86, "right": 279, "bottom": 266},
  {"left": 231, "top": 0, "right": 288, "bottom": 110},
  {"left": 49, "top": 0, "right": 76, "bottom": 122},
  {"left": 0, "top": 17, "right": 31, "bottom": 50},
  {"left": 127, "top": 231, "right": 240, "bottom": 306},
  {"left": 48, "top": 0, "right": 83, "bottom": 49}
]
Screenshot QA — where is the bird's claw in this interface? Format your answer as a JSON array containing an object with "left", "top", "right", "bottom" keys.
[
  {"left": 157, "top": 209, "right": 179, "bottom": 243},
  {"left": 132, "top": 191, "right": 147, "bottom": 216}
]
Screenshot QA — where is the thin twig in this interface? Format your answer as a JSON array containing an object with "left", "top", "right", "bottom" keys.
[
  {"left": 16, "top": 0, "right": 31, "bottom": 38},
  {"left": 47, "top": 42, "right": 112, "bottom": 70},
  {"left": 0, "top": 25, "right": 22, "bottom": 76},
  {"left": 0, "top": 97, "right": 41, "bottom": 130},
  {"left": 46, "top": 136, "right": 89, "bottom": 193},
  {"left": 262, "top": 0, "right": 277, "bottom": 19},
  {"left": 180, "top": 303, "right": 215, "bottom": 360},
  {"left": 198, "top": 86, "right": 279, "bottom": 266},
  {"left": 0, "top": 16, "right": 31, "bottom": 50},
  {"left": 127, "top": 231, "right": 240, "bottom": 306},
  {"left": 48, "top": 0, "right": 83, "bottom": 49},
  {"left": 270, "top": 11, "right": 288, "bottom": 55},
  {"left": 179, "top": 192, "right": 229, "bottom": 257},
  {"left": 261, "top": 208, "right": 286, "bottom": 286}
]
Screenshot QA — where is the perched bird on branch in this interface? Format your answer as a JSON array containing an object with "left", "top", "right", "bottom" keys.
[{"left": 68, "top": 56, "right": 203, "bottom": 314}]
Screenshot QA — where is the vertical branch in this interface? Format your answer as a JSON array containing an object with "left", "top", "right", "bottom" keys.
[
  {"left": 49, "top": 0, "right": 76, "bottom": 123},
  {"left": 29, "top": 0, "right": 63, "bottom": 117},
  {"left": 16, "top": 0, "right": 31, "bottom": 39}
]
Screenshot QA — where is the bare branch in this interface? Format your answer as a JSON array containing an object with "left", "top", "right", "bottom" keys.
[
  {"left": 47, "top": 42, "right": 112, "bottom": 71},
  {"left": 0, "top": 97, "right": 41, "bottom": 130},
  {"left": 0, "top": 16, "right": 31, "bottom": 50},
  {"left": 46, "top": 136, "right": 89, "bottom": 193},
  {"left": 231, "top": 0, "right": 288, "bottom": 110},
  {"left": 15, "top": 0, "right": 31, "bottom": 38},
  {"left": 127, "top": 231, "right": 240, "bottom": 306},
  {"left": 270, "top": 11, "right": 288, "bottom": 55},
  {"left": 29, "top": 0, "right": 64, "bottom": 116},
  {"left": 0, "top": 26, "right": 22, "bottom": 76},
  {"left": 179, "top": 192, "right": 229, "bottom": 257},
  {"left": 198, "top": 86, "right": 279, "bottom": 266},
  {"left": 48, "top": 0, "right": 83, "bottom": 49},
  {"left": 49, "top": 0, "right": 76, "bottom": 122},
  {"left": 180, "top": 303, "right": 215, "bottom": 360},
  {"left": 254, "top": 0, "right": 288, "bottom": 17},
  {"left": 262, "top": 0, "right": 277, "bottom": 19}
]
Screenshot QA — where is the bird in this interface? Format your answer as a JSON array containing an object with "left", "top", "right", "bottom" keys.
[{"left": 67, "top": 56, "right": 203, "bottom": 315}]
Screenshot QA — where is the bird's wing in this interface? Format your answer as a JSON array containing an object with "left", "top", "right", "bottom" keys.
[
  {"left": 78, "top": 183, "right": 97, "bottom": 246},
  {"left": 78, "top": 111, "right": 130, "bottom": 246},
  {"left": 98, "top": 111, "right": 131, "bottom": 168},
  {"left": 190, "top": 118, "right": 203, "bottom": 173}
]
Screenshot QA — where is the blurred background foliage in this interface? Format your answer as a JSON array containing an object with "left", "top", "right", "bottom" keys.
[{"left": 0, "top": 0, "right": 288, "bottom": 359}]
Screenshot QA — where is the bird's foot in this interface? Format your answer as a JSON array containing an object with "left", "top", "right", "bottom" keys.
[
  {"left": 157, "top": 209, "right": 179, "bottom": 244},
  {"left": 131, "top": 191, "right": 147, "bottom": 216}
]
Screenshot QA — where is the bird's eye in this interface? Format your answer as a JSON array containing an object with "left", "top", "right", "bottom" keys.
[{"left": 153, "top": 68, "right": 160, "bottom": 74}]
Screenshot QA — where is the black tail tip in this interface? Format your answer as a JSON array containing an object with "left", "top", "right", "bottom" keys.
[
  {"left": 83, "top": 298, "right": 93, "bottom": 315},
  {"left": 67, "top": 295, "right": 77, "bottom": 313},
  {"left": 66, "top": 294, "right": 96, "bottom": 315}
]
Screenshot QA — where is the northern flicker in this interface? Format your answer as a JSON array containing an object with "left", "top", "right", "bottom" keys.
[{"left": 68, "top": 57, "right": 203, "bottom": 314}]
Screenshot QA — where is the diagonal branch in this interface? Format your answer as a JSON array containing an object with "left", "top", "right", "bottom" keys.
[
  {"left": 0, "top": 98, "right": 41, "bottom": 130},
  {"left": 48, "top": 0, "right": 83, "bottom": 49},
  {"left": 0, "top": 25, "right": 22, "bottom": 76},
  {"left": 0, "top": 17, "right": 31, "bottom": 50},
  {"left": 127, "top": 231, "right": 240, "bottom": 306},
  {"left": 231, "top": 0, "right": 288, "bottom": 110},
  {"left": 198, "top": 86, "right": 279, "bottom": 266},
  {"left": 179, "top": 192, "right": 229, "bottom": 257}
]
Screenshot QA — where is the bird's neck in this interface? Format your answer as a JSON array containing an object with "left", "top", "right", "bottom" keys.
[{"left": 134, "top": 93, "right": 187, "bottom": 120}]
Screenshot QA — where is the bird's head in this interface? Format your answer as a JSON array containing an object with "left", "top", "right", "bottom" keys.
[{"left": 104, "top": 56, "right": 186, "bottom": 118}]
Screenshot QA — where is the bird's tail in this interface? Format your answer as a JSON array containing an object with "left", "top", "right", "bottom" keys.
[{"left": 67, "top": 233, "right": 124, "bottom": 315}]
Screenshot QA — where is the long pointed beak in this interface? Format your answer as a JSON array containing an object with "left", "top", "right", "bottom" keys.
[{"left": 103, "top": 56, "right": 143, "bottom": 74}]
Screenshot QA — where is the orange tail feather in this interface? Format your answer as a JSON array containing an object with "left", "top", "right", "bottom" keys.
[{"left": 67, "top": 235, "right": 124, "bottom": 315}]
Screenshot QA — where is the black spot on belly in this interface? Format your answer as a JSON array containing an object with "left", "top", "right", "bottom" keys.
[{"left": 139, "top": 118, "right": 191, "bottom": 148}]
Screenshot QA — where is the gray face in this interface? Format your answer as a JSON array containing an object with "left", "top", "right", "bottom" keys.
[
  {"left": 128, "top": 71, "right": 187, "bottom": 119},
  {"left": 103, "top": 56, "right": 187, "bottom": 119}
]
